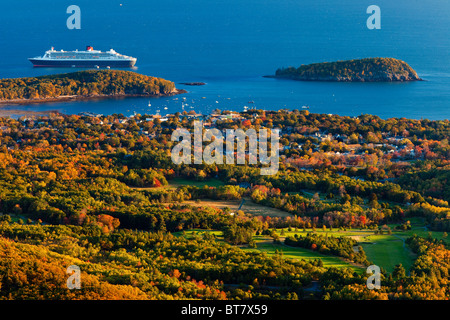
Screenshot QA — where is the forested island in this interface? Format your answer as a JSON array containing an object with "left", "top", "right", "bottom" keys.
[
  {"left": 269, "top": 58, "right": 422, "bottom": 82},
  {"left": 0, "top": 70, "right": 184, "bottom": 104}
]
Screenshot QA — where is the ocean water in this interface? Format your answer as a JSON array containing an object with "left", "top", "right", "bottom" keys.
[{"left": 0, "top": 0, "right": 449, "bottom": 119}]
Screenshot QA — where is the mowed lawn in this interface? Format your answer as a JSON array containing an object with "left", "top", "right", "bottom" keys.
[
  {"left": 169, "top": 178, "right": 225, "bottom": 188},
  {"left": 173, "top": 229, "right": 224, "bottom": 239},
  {"left": 174, "top": 229, "right": 363, "bottom": 272},
  {"left": 168, "top": 196, "right": 448, "bottom": 275},
  {"left": 181, "top": 198, "right": 293, "bottom": 218},
  {"left": 172, "top": 224, "right": 446, "bottom": 275},
  {"left": 275, "top": 227, "right": 415, "bottom": 272},
  {"left": 243, "top": 236, "right": 364, "bottom": 273},
  {"left": 276, "top": 227, "right": 417, "bottom": 273},
  {"left": 277, "top": 227, "right": 374, "bottom": 240},
  {"left": 273, "top": 225, "right": 430, "bottom": 274},
  {"left": 360, "top": 235, "right": 416, "bottom": 273}
]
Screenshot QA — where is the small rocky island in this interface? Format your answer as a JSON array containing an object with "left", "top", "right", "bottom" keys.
[
  {"left": 0, "top": 70, "right": 185, "bottom": 105},
  {"left": 267, "top": 58, "right": 422, "bottom": 82}
]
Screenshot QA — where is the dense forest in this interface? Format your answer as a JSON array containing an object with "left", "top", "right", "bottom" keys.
[
  {"left": 273, "top": 58, "right": 421, "bottom": 82},
  {"left": 0, "top": 109, "right": 449, "bottom": 299},
  {"left": 0, "top": 70, "right": 178, "bottom": 101}
]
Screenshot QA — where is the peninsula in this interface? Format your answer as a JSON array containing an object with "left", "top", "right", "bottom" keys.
[
  {"left": 0, "top": 70, "right": 185, "bottom": 105},
  {"left": 267, "top": 57, "right": 422, "bottom": 82}
]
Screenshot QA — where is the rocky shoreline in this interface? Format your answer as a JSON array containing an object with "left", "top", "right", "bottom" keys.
[
  {"left": 265, "top": 74, "right": 423, "bottom": 82},
  {"left": 179, "top": 82, "right": 206, "bottom": 86},
  {"left": 0, "top": 89, "right": 187, "bottom": 106}
]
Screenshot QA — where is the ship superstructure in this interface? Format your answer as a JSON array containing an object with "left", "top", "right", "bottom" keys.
[{"left": 28, "top": 46, "right": 137, "bottom": 68}]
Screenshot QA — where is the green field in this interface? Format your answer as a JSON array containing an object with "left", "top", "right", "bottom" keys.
[
  {"left": 242, "top": 238, "right": 363, "bottom": 273},
  {"left": 173, "top": 229, "right": 224, "bottom": 239},
  {"left": 173, "top": 212, "right": 448, "bottom": 275},
  {"left": 175, "top": 228, "right": 363, "bottom": 272},
  {"left": 271, "top": 228, "right": 413, "bottom": 273},
  {"left": 169, "top": 177, "right": 225, "bottom": 188},
  {"left": 360, "top": 235, "right": 415, "bottom": 273},
  {"left": 272, "top": 217, "right": 448, "bottom": 273},
  {"left": 278, "top": 227, "right": 374, "bottom": 240}
]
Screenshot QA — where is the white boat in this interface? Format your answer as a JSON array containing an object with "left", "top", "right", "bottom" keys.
[{"left": 28, "top": 46, "right": 137, "bottom": 68}]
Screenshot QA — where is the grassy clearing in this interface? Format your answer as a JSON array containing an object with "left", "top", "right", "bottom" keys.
[
  {"left": 131, "top": 177, "right": 225, "bottom": 192},
  {"left": 171, "top": 217, "right": 450, "bottom": 274},
  {"left": 242, "top": 237, "right": 363, "bottom": 273},
  {"left": 172, "top": 207, "right": 448, "bottom": 274},
  {"left": 386, "top": 217, "right": 448, "bottom": 242},
  {"left": 169, "top": 195, "right": 449, "bottom": 275},
  {"left": 274, "top": 218, "right": 448, "bottom": 273},
  {"left": 280, "top": 227, "right": 413, "bottom": 273},
  {"left": 169, "top": 178, "right": 225, "bottom": 188},
  {"left": 132, "top": 177, "right": 225, "bottom": 192},
  {"left": 172, "top": 229, "right": 224, "bottom": 240},
  {"left": 182, "top": 198, "right": 293, "bottom": 218},
  {"left": 276, "top": 227, "right": 374, "bottom": 240},
  {"left": 174, "top": 228, "right": 362, "bottom": 271},
  {"left": 360, "top": 234, "right": 415, "bottom": 273}
]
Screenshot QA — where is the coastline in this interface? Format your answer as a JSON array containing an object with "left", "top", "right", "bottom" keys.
[
  {"left": 0, "top": 109, "right": 61, "bottom": 118},
  {"left": 263, "top": 74, "right": 424, "bottom": 82},
  {"left": 179, "top": 82, "right": 206, "bottom": 86},
  {"left": 0, "top": 89, "right": 187, "bottom": 106}
]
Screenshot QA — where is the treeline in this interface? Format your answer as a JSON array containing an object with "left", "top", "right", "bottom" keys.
[
  {"left": 0, "top": 221, "right": 322, "bottom": 299},
  {"left": 407, "top": 203, "right": 450, "bottom": 232},
  {"left": 285, "top": 233, "right": 370, "bottom": 266},
  {"left": 398, "top": 168, "right": 450, "bottom": 202},
  {"left": 3, "top": 220, "right": 448, "bottom": 300},
  {"left": 321, "top": 235, "right": 450, "bottom": 299},
  {"left": 0, "top": 111, "right": 448, "bottom": 234},
  {"left": 0, "top": 70, "right": 176, "bottom": 100},
  {"left": 261, "top": 109, "right": 450, "bottom": 142}
]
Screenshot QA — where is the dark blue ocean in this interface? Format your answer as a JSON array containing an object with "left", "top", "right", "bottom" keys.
[{"left": 0, "top": 0, "right": 449, "bottom": 119}]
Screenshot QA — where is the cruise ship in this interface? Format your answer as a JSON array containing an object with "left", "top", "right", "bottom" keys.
[{"left": 28, "top": 46, "right": 137, "bottom": 68}]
